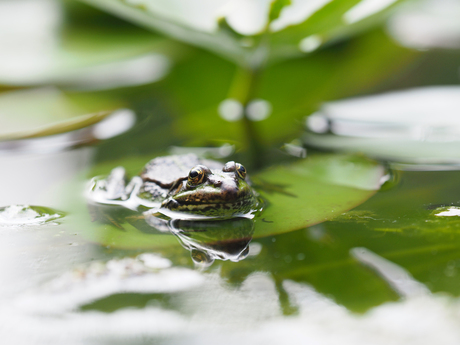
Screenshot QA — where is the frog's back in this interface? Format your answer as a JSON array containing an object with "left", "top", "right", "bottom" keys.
[
  {"left": 141, "top": 154, "right": 202, "bottom": 187},
  {"left": 139, "top": 154, "right": 223, "bottom": 201}
]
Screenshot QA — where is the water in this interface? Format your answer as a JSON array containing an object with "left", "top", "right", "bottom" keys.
[{"left": 3, "top": 134, "right": 460, "bottom": 344}]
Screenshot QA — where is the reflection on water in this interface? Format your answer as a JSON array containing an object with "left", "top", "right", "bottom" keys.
[
  {"left": 167, "top": 217, "right": 254, "bottom": 266},
  {"left": 351, "top": 247, "right": 430, "bottom": 298},
  {"left": 89, "top": 201, "right": 255, "bottom": 266}
]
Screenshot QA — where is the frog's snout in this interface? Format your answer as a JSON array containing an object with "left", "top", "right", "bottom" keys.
[
  {"left": 220, "top": 180, "right": 240, "bottom": 200},
  {"left": 207, "top": 176, "right": 223, "bottom": 187}
]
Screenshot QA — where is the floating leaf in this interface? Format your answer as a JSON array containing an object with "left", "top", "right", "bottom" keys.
[
  {"left": 252, "top": 153, "right": 384, "bottom": 238},
  {"left": 304, "top": 86, "right": 460, "bottom": 165},
  {"left": 0, "top": 205, "right": 65, "bottom": 227},
  {"left": 71, "top": 153, "right": 384, "bottom": 249},
  {"left": 218, "top": 169, "right": 460, "bottom": 312}
]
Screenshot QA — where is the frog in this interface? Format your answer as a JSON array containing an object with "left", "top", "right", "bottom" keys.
[{"left": 96, "top": 154, "right": 259, "bottom": 219}]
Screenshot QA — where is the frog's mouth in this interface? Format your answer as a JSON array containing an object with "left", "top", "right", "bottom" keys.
[{"left": 161, "top": 194, "right": 257, "bottom": 215}]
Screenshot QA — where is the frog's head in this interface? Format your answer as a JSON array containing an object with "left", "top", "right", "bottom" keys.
[{"left": 161, "top": 161, "right": 257, "bottom": 217}]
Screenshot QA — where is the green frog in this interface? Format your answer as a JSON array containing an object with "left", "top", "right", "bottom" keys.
[{"left": 95, "top": 154, "right": 259, "bottom": 219}]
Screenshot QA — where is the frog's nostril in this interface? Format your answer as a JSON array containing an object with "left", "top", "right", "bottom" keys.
[{"left": 209, "top": 176, "right": 223, "bottom": 186}]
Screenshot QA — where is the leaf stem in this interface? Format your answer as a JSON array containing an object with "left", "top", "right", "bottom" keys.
[{"left": 228, "top": 66, "right": 265, "bottom": 169}]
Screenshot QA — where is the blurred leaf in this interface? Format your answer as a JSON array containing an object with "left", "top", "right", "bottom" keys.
[
  {"left": 0, "top": 112, "right": 111, "bottom": 141},
  {"left": 269, "top": 0, "right": 291, "bottom": 22},
  {"left": 0, "top": 0, "right": 175, "bottom": 88},
  {"left": 0, "top": 88, "right": 120, "bottom": 140},
  {"left": 80, "top": 0, "right": 249, "bottom": 66},
  {"left": 304, "top": 86, "right": 460, "bottom": 164},
  {"left": 169, "top": 29, "right": 418, "bottom": 147},
  {"left": 81, "top": 0, "right": 408, "bottom": 66}
]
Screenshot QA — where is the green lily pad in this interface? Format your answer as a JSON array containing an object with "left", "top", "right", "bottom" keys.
[
  {"left": 251, "top": 153, "right": 384, "bottom": 238},
  {"left": 72, "top": 153, "right": 384, "bottom": 249}
]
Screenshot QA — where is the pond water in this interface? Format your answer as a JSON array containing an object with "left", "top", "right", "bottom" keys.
[{"left": 3, "top": 128, "right": 460, "bottom": 344}]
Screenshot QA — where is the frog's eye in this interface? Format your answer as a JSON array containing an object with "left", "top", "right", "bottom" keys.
[
  {"left": 188, "top": 166, "right": 206, "bottom": 185},
  {"left": 235, "top": 163, "right": 246, "bottom": 179}
]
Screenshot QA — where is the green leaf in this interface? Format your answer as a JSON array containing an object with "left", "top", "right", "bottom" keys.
[
  {"left": 252, "top": 153, "right": 384, "bottom": 238},
  {"left": 71, "top": 153, "right": 383, "bottom": 249},
  {"left": 220, "top": 229, "right": 400, "bottom": 313},
  {"left": 80, "top": 0, "right": 409, "bottom": 66},
  {"left": 269, "top": 0, "right": 291, "bottom": 23},
  {"left": 168, "top": 29, "right": 417, "bottom": 147},
  {"left": 217, "top": 169, "right": 460, "bottom": 312}
]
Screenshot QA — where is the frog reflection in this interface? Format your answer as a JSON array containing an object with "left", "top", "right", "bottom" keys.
[
  {"left": 144, "top": 213, "right": 255, "bottom": 266},
  {"left": 87, "top": 205, "right": 255, "bottom": 265}
]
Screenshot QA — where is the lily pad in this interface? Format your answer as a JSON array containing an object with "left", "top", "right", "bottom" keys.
[
  {"left": 72, "top": 153, "right": 384, "bottom": 249},
  {"left": 217, "top": 169, "right": 460, "bottom": 313},
  {"left": 0, "top": 88, "right": 122, "bottom": 141},
  {"left": 252, "top": 153, "right": 385, "bottom": 238},
  {"left": 304, "top": 86, "right": 460, "bottom": 165},
  {"left": 388, "top": 0, "right": 460, "bottom": 50},
  {"left": 0, "top": 205, "right": 66, "bottom": 227}
]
